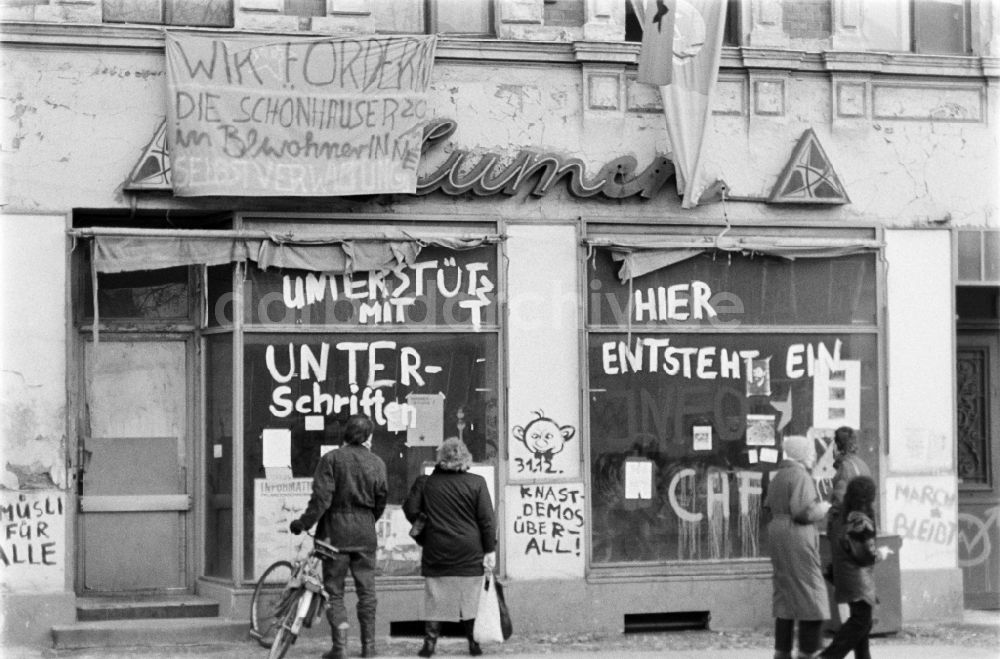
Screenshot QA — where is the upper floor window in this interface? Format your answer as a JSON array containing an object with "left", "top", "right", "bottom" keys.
[
  {"left": 102, "top": 0, "right": 233, "bottom": 27},
  {"left": 375, "top": 0, "right": 494, "bottom": 36},
  {"left": 913, "top": 0, "right": 970, "bottom": 54}
]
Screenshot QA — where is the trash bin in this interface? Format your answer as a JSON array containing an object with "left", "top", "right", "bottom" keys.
[{"left": 820, "top": 534, "right": 903, "bottom": 636}]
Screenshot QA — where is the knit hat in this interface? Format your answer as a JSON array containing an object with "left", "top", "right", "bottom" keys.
[{"left": 782, "top": 435, "right": 815, "bottom": 466}]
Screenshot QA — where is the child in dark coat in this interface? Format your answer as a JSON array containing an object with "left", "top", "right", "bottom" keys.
[{"left": 820, "top": 475, "right": 891, "bottom": 659}]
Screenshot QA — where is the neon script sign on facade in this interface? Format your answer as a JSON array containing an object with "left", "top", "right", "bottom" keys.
[{"left": 416, "top": 118, "right": 675, "bottom": 199}]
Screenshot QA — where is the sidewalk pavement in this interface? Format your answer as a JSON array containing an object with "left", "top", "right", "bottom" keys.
[
  {"left": 5, "top": 609, "right": 998, "bottom": 659},
  {"left": 3, "top": 642, "right": 999, "bottom": 659}
]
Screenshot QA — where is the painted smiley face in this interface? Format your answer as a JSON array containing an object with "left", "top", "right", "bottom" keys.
[{"left": 513, "top": 415, "right": 576, "bottom": 456}]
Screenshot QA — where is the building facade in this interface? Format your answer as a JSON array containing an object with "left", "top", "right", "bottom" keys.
[{"left": 1, "top": 0, "right": 998, "bottom": 648}]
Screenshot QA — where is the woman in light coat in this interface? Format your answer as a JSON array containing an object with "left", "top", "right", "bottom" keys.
[
  {"left": 404, "top": 438, "right": 496, "bottom": 657},
  {"left": 765, "top": 435, "right": 832, "bottom": 659}
]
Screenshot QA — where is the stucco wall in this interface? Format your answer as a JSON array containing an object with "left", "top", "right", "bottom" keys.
[
  {"left": 884, "top": 228, "right": 963, "bottom": 622},
  {"left": 0, "top": 214, "right": 73, "bottom": 644},
  {"left": 0, "top": 214, "right": 68, "bottom": 493},
  {"left": 1, "top": 42, "right": 997, "bottom": 227}
]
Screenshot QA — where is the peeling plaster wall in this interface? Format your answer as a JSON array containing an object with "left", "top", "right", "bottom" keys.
[
  {"left": 0, "top": 214, "right": 71, "bottom": 639},
  {"left": 1, "top": 46, "right": 166, "bottom": 210},
  {"left": 0, "top": 214, "right": 67, "bottom": 492},
  {"left": 1, "top": 45, "right": 997, "bottom": 227}
]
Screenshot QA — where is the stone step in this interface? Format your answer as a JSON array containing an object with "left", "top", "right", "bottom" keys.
[
  {"left": 76, "top": 595, "right": 219, "bottom": 622},
  {"left": 51, "top": 617, "right": 249, "bottom": 650}
]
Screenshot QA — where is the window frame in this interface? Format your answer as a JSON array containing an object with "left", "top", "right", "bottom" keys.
[
  {"left": 911, "top": 0, "right": 972, "bottom": 55},
  {"left": 580, "top": 222, "right": 887, "bottom": 576},
  {"left": 203, "top": 215, "right": 506, "bottom": 587}
]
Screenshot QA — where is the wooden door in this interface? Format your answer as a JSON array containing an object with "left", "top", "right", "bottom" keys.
[
  {"left": 79, "top": 339, "right": 192, "bottom": 593},
  {"left": 957, "top": 331, "right": 1000, "bottom": 609}
]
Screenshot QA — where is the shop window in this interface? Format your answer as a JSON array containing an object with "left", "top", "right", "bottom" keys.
[
  {"left": 587, "top": 246, "right": 880, "bottom": 565},
  {"left": 912, "top": 0, "right": 970, "bottom": 54},
  {"left": 102, "top": 0, "right": 233, "bottom": 27},
  {"left": 374, "top": 0, "right": 494, "bottom": 36},
  {"left": 241, "top": 331, "right": 499, "bottom": 580},
  {"left": 205, "top": 239, "right": 502, "bottom": 582}
]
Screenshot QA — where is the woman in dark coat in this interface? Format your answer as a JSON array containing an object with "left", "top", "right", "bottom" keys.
[
  {"left": 765, "top": 435, "right": 832, "bottom": 659},
  {"left": 820, "top": 475, "right": 888, "bottom": 659},
  {"left": 404, "top": 438, "right": 496, "bottom": 657}
]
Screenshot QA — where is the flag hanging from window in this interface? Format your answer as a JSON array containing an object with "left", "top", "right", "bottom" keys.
[
  {"left": 637, "top": 0, "right": 676, "bottom": 86},
  {"left": 634, "top": 0, "right": 727, "bottom": 208}
]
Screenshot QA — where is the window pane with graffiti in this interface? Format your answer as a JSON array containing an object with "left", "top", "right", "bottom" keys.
[
  {"left": 241, "top": 332, "right": 499, "bottom": 580},
  {"left": 240, "top": 244, "right": 498, "bottom": 329},
  {"left": 589, "top": 249, "right": 877, "bottom": 327},
  {"left": 587, "top": 248, "right": 880, "bottom": 564}
]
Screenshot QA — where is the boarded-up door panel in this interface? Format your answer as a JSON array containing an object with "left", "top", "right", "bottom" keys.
[{"left": 82, "top": 341, "right": 189, "bottom": 592}]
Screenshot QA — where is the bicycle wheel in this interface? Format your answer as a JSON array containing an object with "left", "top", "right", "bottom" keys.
[
  {"left": 268, "top": 591, "right": 304, "bottom": 659},
  {"left": 250, "top": 560, "right": 294, "bottom": 648}
]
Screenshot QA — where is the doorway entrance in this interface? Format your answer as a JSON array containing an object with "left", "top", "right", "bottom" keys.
[
  {"left": 956, "top": 286, "right": 1000, "bottom": 610},
  {"left": 77, "top": 338, "right": 193, "bottom": 593}
]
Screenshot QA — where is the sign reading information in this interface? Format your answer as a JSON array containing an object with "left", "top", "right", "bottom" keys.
[{"left": 165, "top": 33, "right": 437, "bottom": 196}]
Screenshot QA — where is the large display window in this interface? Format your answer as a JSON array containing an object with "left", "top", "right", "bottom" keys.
[
  {"left": 586, "top": 244, "right": 881, "bottom": 565},
  {"left": 203, "top": 239, "right": 501, "bottom": 582}
]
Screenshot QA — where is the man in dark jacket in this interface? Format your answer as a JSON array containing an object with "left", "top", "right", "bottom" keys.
[
  {"left": 290, "top": 414, "right": 388, "bottom": 659},
  {"left": 830, "top": 426, "right": 871, "bottom": 508}
]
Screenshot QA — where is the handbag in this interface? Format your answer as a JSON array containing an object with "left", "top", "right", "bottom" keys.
[
  {"left": 408, "top": 512, "right": 427, "bottom": 545},
  {"left": 494, "top": 574, "right": 513, "bottom": 640},
  {"left": 473, "top": 572, "right": 505, "bottom": 644}
]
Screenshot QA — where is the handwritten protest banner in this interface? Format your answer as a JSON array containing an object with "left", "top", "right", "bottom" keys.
[{"left": 165, "top": 33, "right": 437, "bottom": 196}]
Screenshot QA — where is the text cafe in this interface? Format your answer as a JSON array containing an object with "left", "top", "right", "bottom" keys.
[{"left": 69, "top": 30, "right": 886, "bottom": 633}]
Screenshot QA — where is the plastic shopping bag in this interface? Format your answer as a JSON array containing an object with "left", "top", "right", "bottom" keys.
[{"left": 473, "top": 572, "right": 504, "bottom": 644}]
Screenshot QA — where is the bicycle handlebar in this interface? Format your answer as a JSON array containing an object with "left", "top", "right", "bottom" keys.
[{"left": 297, "top": 529, "right": 340, "bottom": 557}]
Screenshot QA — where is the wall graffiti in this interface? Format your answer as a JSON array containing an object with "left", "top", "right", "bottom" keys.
[
  {"left": 958, "top": 505, "right": 999, "bottom": 568},
  {"left": 885, "top": 476, "right": 958, "bottom": 570},
  {"left": 0, "top": 489, "right": 65, "bottom": 592},
  {"left": 958, "top": 504, "right": 1000, "bottom": 597},
  {"left": 278, "top": 256, "right": 495, "bottom": 327},
  {"left": 512, "top": 411, "right": 576, "bottom": 475},
  {"left": 264, "top": 341, "right": 437, "bottom": 427},
  {"left": 504, "top": 482, "right": 585, "bottom": 580}
]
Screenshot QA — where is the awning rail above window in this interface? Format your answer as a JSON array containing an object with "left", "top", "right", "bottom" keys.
[
  {"left": 583, "top": 235, "right": 883, "bottom": 282},
  {"left": 70, "top": 226, "right": 504, "bottom": 274}
]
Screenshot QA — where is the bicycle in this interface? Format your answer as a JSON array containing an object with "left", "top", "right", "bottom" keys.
[{"left": 250, "top": 532, "right": 339, "bottom": 659}]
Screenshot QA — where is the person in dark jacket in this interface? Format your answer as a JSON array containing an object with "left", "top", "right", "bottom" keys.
[
  {"left": 290, "top": 414, "right": 388, "bottom": 659},
  {"left": 820, "top": 475, "right": 891, "bottom": 659},
  {"left": 829, "top": 427, "right": 871, "bottom": 508},
  {"left": 765, "top": 435, "right": 832, "bottom": 659},
  {"left": 404, "top": 438, "right": 496, "bottom": 657}
]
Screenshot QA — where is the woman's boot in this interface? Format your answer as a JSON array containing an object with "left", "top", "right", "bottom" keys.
[
  {"left": 462, "top": 618, "right": 482, "bottom": 656},
  {"left": 418, "top": 621, "right": 441, "bottom": 658}
]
